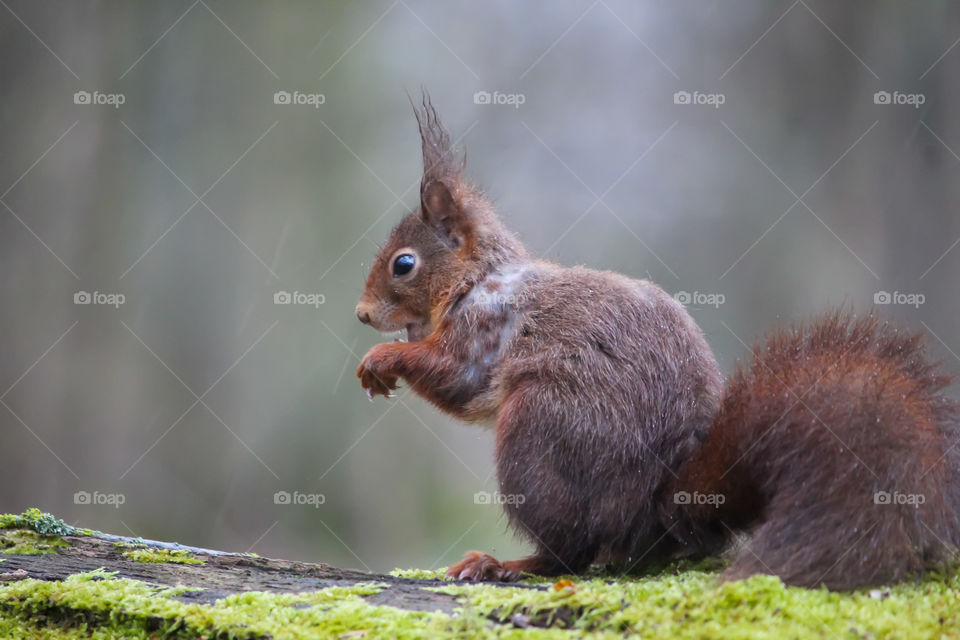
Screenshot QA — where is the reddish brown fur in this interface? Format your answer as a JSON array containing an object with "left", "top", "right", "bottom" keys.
[
  {"left": 356, "top": 95, "right": 960, "bottom": 589},
  {"left": 663, "top": 312, "right": 960, "bottom": 589}
]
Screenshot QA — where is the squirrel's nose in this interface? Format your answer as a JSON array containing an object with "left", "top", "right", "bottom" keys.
[{"left": 356, "top": 307, "right": 372, "bottom": 325}]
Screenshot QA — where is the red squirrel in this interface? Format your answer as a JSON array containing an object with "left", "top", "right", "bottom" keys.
[{"left": 355, "top": 95, "right": 960, "bottom": 589}]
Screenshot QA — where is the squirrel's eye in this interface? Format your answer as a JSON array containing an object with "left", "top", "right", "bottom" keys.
[{"left": 392, "top": 253, "right": 416, "bottom": 277}]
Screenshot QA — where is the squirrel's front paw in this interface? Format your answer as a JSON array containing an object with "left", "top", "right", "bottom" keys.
[
  {"left": 356, "top": 344, "right": 401, "bottom": 399},
  {"left": 446, "top": 551, "right": 520, "bottom": 582}
]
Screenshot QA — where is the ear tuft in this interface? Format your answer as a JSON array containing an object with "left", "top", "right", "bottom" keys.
[
  {"left": 411, "top": 90, "right": 462, "bottom": 186},
  {"left": 412, "top": 91, "right": 472, "bottom": 249}
]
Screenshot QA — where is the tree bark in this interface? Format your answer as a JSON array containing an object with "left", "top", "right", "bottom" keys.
[{"left": 0, "top": 530, "right": 517, "bottom": 615}]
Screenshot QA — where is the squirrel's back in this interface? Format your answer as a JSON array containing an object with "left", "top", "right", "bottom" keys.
[{"left": 666, "top": 311, "right": 960, "bottom": 589}]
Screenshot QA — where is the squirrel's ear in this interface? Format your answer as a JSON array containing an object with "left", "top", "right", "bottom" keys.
[
  {"left": 412, "top": 92, "right": 472, "bottom": 249},
  {"left": 420, "top": 179, "right": 470, "bottom": 248}
]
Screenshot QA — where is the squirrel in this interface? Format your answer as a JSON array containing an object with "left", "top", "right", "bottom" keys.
[{"left": 355, "top": 95, "right": 960, "bottom": 590}]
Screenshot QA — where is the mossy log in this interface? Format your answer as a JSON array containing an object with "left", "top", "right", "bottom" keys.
[
  {"left": 0, "top": 528, "right": 466, "bottom": 613},
  {"left": 0, "top": 510, "right": 536, "bottom": 638},
  {"left": 1, "top": 510, "right": 959, "bottom": 639}
]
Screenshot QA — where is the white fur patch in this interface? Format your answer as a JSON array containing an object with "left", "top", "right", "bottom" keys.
[
  {"left": 461, "top": 264, "right": 531, "bottom": 365},
  {"left": 463, "top": 264, "right": 531, "bottom": 309}
]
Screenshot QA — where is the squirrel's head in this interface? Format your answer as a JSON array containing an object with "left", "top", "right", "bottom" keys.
[{"left": 355, "top": 94, "right": 525, "bottom": 341}]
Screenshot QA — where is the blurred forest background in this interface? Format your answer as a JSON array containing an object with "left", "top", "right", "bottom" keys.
[{"left": 1, "top": 1, "right": 959, "bottom": 572}]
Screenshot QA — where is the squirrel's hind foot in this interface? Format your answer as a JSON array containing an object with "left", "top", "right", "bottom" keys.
[{"left": 446, "top": 551, "right": 520, "bottom": 582}]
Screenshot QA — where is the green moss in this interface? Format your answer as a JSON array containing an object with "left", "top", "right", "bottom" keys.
[
  {"left": 3, "top": 565, "right": 959, "bottom": 639},
  {"left": 433, "top": 567, "right": 960, "bottom": 638},
  {"left": 114, "top": 541, "right": 205, "bottom": 565},
  {"left": 0, "top": 570, "right": 466, "bottom": 640},
  {"left": 0, "top": 530, "right": 68, "bottom": 555},
  {"left": 389, "top": 567, "right": 447, "bottom": 580},
  {"left": 120, "top": 546, "right": 205, "bottom": 565},
  {"left": 0, "top": 615, "right": 146, "bottom": 640},
  {"left": 0, "top": 509, "right": 95, "bottom": 538},
  {"left": 0, "top": 509, "right": 98, "bottom": 556}
]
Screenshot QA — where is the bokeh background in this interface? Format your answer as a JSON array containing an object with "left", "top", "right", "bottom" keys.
[{"left": 1, "top": 1, "right": 959, "bottom": 572}]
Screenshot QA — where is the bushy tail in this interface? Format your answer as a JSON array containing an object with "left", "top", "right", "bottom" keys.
[{"left": 668, "top": 312, "right": 960, "bottom": 589}]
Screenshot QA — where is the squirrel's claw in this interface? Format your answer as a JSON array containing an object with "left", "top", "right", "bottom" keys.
[
  {"left": 446, "top": 551, "right": 518, "bottom": 582},
  {"left": 357, "top": 357, "right": 399, "bottom": 400}
]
